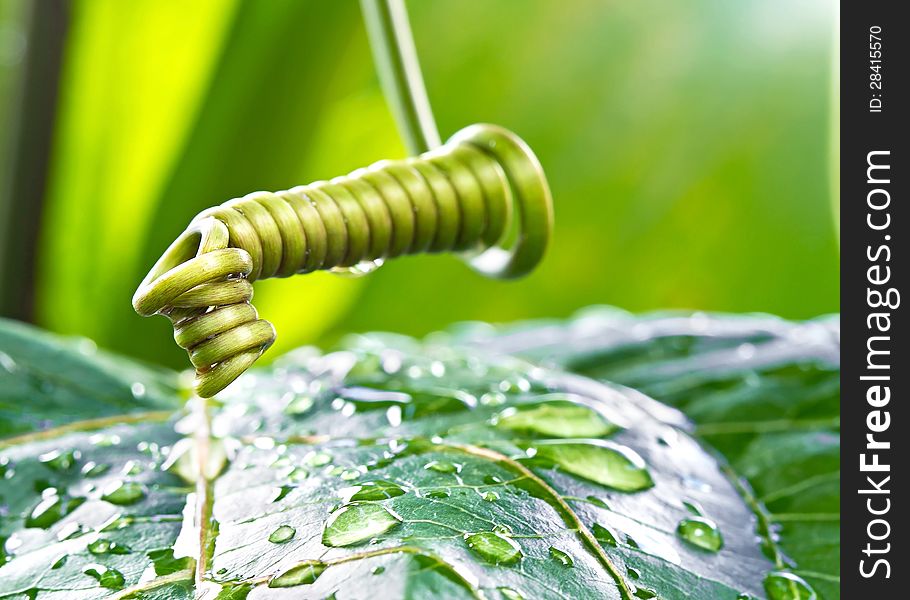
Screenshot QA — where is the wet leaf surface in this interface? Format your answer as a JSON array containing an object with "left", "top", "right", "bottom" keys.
[
  {"left": 452, "top": 307, "right": 840, "bottom": 598},
  {"left": 0, "top": 313, "right": 837, "bottom": 598}
]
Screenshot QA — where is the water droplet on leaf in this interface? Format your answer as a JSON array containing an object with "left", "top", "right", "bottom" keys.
[
  {"left": 102, "top": 481, "right": 145, "bottom": 505},
  {"left": 269, "top": 525, "right": 296, "bottom": 544},
  {"left": 496, "top": 400, "right": 617, "bottom": 438},
  {"left": 87, "top": 538, "right": 130, "bottom": 555},
  {"left": 499, "top": 587, "right": 525, "bottom": 600},
  {"left": 268, "top": 560, "right": 327, "bottom": 587},
  {"left": 322, "top": 504, "right": 401, "bottom": 547},
  {"left": 83, "top": 564, "right": 125, "bottom": 589},
  {"left": 676, "top": 516, "right": 723, "bottom": 552},
  {"left": 424, "top": 460, "right": 461, "bottom": 474},
  {"left": 764, "top": 571, "right": 817, "bottom": 600},
  {"left": 592, "top": 523, "right": 618, "bottom": 547},
  {"left": 26, "top": 493, "right": 63, "bottom": 528},
  {"left": 81, "top": 461, "right": 110, "bottom": 477},
  {"left": 549, "top": 546, "right": 574, "bottom": 567},
  {"left": 39, "top": 449, "right": 76, "bottom": 472},
  {"left": 527, "top": 440, "right": 654, "bottom": 492},
  {"left": 348, "top": 480, "right": 406, "bottom": 502},
  {"left": 464, "top": 532, "right": 522, "bottom": 565}
]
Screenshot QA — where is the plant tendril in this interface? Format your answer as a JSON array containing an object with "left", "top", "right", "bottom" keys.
[{"left": 133, "top": 124, "right": 553, "bottom": 398}]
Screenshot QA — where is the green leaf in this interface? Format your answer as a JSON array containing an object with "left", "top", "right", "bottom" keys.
[
  {"left": 452, "top": 307, "right": 840, "bottom": 599},
  {"left": 0, "top": 322, "right": 772, "bottom": 599},
  {"left": 1, "top": 312, "right": 839, "bottom": 598},
  {"left": 0, "top": 318, "right": 181, "bottom": 438}
]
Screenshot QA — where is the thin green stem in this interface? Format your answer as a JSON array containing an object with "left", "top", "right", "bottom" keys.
[{"left": 360, "top": 0, "right": 441, "bottom": 154}]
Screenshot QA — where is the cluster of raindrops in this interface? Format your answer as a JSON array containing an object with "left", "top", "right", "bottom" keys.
[
  {"left": 0, "top": 430, "right": 194, "bottom": 594},
  {"left": 196, "top": 340, "right": 815, "bottom": 598}
]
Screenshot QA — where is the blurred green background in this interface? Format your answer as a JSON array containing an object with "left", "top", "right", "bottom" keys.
[{"left": 0, "top": 0, "right": 838, "bottom": 370}]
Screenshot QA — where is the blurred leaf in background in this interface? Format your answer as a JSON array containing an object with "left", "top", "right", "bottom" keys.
[{"left": 1, "top": 0, "right": 837, "bottom": 370}]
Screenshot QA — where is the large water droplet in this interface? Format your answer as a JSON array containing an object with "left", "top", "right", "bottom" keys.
[
  {"left": 87, "top": 538, "right": 130, "bottom": 555},
  {"left": 527, "top": 440, "right": 654, "bottom": 492},
  {"left": 305, "top": 451, "right": 333, "bottom": 467},
  {"left": 39, "top": 450, "right": 76, "bottom": 472},
  {"left": 499, "top": 587, "right": 525, "bottom": 600},
  {"left": 591, "top": 523, "right": 618, "bottom": 547},
  {"left": 268, "top": 560, "right": 327, "bottom": 587},
  {"left": 549, "top": 546, "right": 574, "bottom": 567},
  {"left": 496, "top": 400, "right": 617, "bottom": 438},
  {"left": 271, "top": 485, "right": 295, "bottom": 503},
  {"left": 269, "top": 525, "right": 296, "bottom": 544},
  {"left": 633, "top": 587, "right": 658, "bottom": 599},
  {"left": 83, "top": 564, "right": 125, "bottom": 589},
  {"left": 26, "top": 493, "right": 63, "bottom": 528},
  {"left": 81, "top": 462, "right": 110, "bottom": 478},
  {"left": 763, "top": 571, "right": 817, "bottom": 600},
  {"left": 322, "top": 504, "right": 401, "bottom": 547},
  {"left": 464, "top": 532, "right": 522, "bottom": 565},
  {"left": 424, "top": 460, "right": 461, "bottom": 474},
  {"left": 102, "top": 481, "right": 145, "bottom": 505},
  {"left": 348, "top": 480, "right": 406, "bottom": 502},
  {"left": 676, "top": 516, "right": 723, "bottom": 552},
  {"left": 331, "top": 258, "right": 384, "bottom": 278}
]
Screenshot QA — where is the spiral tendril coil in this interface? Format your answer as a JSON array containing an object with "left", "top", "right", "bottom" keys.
[{"left": 133, "top": 124, "right": 553, "bottom": 397}]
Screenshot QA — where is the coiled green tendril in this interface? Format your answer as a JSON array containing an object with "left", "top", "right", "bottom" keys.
[{"left": 133, "top": 124, "right": 553, "bottom": 397}]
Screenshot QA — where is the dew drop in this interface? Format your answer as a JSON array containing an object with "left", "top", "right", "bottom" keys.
[
  {"left": 676, "top": 516, "right": 723, "bottom": 552},
  {"left": 592, "top": 523, "right": 618, "bottom": 547},
  {"left": 628, "top": 567, "right": 641, "bottom": 580},
  {"left": 26, "top": 493, "right": 63, "bottom": 528},
  {"left": 51, "top": 555, "right": 67, "bottom": 569},
  {"left": 268, "top": 560, "right": 327, "bottom": 587},
  {"left": 81, "top": 461, "right": 110, "bottom": 478},
  {"left": 527, "top": 440, "right": 654, "bottom": 492},
  {"left": 39, "top": 449, "right": 77, "bottom": 472},
  {"left": 482, "top": 491, "right": 500, "bottom": 502},
  {"left": 371, "top": 566, "right": 385, "bottom": 575},
  {"left": 339, "top": 467, "right": 364, "bottom": 481},
  {"left": 87, "top": 538, "right": 130, "bottom": 555},
  {"left": 464, "top": 532, "right": 522, "bottom": 565},
  {"left": 424, "top": 460, "right": 461, "bottom": 474},
  {"left": 268, "top": 525, "right": 296, "bottom": 544},
  {"left": 322, "top": 504, "right": 401, "bottom": 547},
  {"left": 305, "top": 451, "right": 333, "bottom": 467},
  {"left": 348, "top": 480, "right": 406, "bottom": 502},
  {"left": 83, "top": 563, "right": 125, "bottom": 589},
  {"left": 499, "top": 587, "right": 525, "bottom": 600},
  {"left": 330, "top": 258, "right": 384, "bottom": 278},
  {"left": 121, "top": 460, "right": 142, "bottom": 476},
  {"left": 548, "top": 546, "right": 574, "bottom": 567},
  {"left": 682, "top": 500, "right": 703, "bottom": 515},
  {"left": 101, "top": 481, "right": 146, "bottom": 506},
  {"left": 285, "top": 395, "right": 314, "bottom": 416},
  {"left": 271, "top": 485, "right": 295, "bottom": 503},
  {"left": 496, "top": 400, "right": 617, "bottom": 438},
  {"left": 763, "top": 571, "right": 817, "bottom": 600},
  {"left": 633, "top": 587, "right": 658, "bottom": 599},
  {"left": 130, "top": 382, "right": 147, "bottom": 399},
  {"left": 425, "top": 490, "right": 450, "bottom": 499},
  {"left": 585, "top": 495, "right": 611, "bottom": 509}
]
